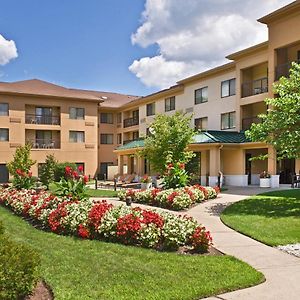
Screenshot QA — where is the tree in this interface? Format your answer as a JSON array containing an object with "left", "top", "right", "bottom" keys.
[
  {"left": 39, "top": 154, "right": 57, "bottom": 188},
  {"left": 7, "top": 144, "right": 36, "bottom": 189},
  {"left": 141, "top": 112, "right": 195, "bottom": 174},
  {"left": 246, "top": 62, "right": 300, "bottom": 160}
]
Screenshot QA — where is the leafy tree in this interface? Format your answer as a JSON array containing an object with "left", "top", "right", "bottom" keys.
[
  {"left": 39, "top": 154, "right": 57, "bottom": 188},
  {"left": 7, "top": 144, "right": 36, "bottom": 189},
  {"left": 141, "top": 112, "right": 195, "bottom": 186},
  {"left": 246, "top": 62, "right": 300, "bottom": 160}
]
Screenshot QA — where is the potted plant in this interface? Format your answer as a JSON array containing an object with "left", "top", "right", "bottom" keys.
[
  {"left": 259, "top": 171, "right": 271, "bottom": 187},
  {"left": 141, "top": 175, "right": 152, "bottom": 190}
]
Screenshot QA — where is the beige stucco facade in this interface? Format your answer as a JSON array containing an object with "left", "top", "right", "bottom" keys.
[{"left": 0, "top": 1, "right": 300, "bottom": 186}]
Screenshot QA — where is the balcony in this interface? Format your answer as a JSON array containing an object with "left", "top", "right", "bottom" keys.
[
  {"left": 27, "top": 139, "right": 60, "bottom": 149},
  {"left": 275, "top": 59, "right": 300, "bottom": 80},
  {"left": 242, "top": 77, "right": 268, "bottom": 98},
  {"left": 123, "top": 138, "right": 139, "bottom": 145},
  {"left": 25, "top": 114, "right": 60, "bottom": 125},
  {"left": 123, "top": 117, "right": 139, "bottom": 128},
  {"left": 242, "top": 116, "right": 262, "bottom": 131}
]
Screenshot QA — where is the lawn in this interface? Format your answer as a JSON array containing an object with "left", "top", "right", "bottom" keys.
[
  {"left": 49, "top": 182, "right": 118, "bottom": 198},
  {"left": 0, "top": 206, "right": 263, "bottom": 300},
  {"left": 221, "top": 189, "right": 300, "bottom": 246}
]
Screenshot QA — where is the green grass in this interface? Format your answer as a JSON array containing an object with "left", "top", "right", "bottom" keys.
[
  {"left": 48, "top": 182, "right": 118, "bottom": 198},
  {"left": 221, "top": 189, "right": 300, "bottom": 246},
  {"left": 0, "top": 206, "right": 263, "bottom": 300}
]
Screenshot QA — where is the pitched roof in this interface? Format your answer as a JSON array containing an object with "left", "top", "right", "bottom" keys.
[
  {"left": 115, "top": 131, "right": 250, "bottom": 151},
  {"left": 0, "top": 79, "right": 139, "bottom": 105}
]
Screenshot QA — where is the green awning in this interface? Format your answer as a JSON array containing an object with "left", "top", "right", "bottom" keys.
[{"left": 115, "top": 131, "right": 250, "bottom": 151}]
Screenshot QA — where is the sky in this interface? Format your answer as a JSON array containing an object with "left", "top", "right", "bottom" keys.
[{"left": 0, "top": 0, "right": 292, "bottom": 96}]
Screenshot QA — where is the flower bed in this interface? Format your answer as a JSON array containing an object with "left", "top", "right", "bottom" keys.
[
  {"left": 0, "top": 188, "right": 212, "bottom": 252},
  {"left": 118, "top": 185, "right": 219, "bottom": 211}
]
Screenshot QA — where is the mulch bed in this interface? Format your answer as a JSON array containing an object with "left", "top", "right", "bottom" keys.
[{"left": 25, "top": 281, "right": 53, "bottom": 300}]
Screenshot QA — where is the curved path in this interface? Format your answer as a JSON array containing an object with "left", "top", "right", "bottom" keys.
[
  {"left": 192, "top": 187, "right": 300, "bottom": 300},
  {"left": 97, "top": 186, "right": 300, "bottom": 300}
]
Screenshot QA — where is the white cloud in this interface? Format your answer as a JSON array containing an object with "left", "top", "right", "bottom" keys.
[
  {"left": 130, "top": 0, "right": 292, "bottom": 89},
  {"left": 0, "top": 34, "right": 18, "bottom": 66}
]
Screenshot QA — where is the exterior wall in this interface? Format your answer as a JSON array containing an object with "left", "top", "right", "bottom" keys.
[{"left": 0, "top": 94, "right": 98, "bottom": 177}]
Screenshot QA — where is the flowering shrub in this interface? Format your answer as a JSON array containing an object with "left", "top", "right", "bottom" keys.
[
  {"left": 54, "top": 166, "right": 88, "bottom": 200},
  {"left": 118, "top": 185, "right": 219, "bottom": 211},
  {"left": 0, "top": 188, "right": 212, "bottom": 252},
  {"left": 162, "top": 162, "right": 189, "bottom": 189},
  {"left": 141, "top": 175, "right": 152, "bottom": 183}
]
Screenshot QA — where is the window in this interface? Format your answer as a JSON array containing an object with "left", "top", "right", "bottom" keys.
[
  {"left": 165, "top": 96, "right": 175, "bottom": 112},
  {"left": 195, "top": 87, "right": 208, "bottom": 104},
  {"left": 0, "top": 128, "right": 9, "bottom": 141},
  {"left": 221, "top": 79, "right": 236, "bottom": 98},
  {"left": 0, "top": 103, "right": 9, "bottom": 116},
  {"left": 221, "top": 112, "right": 236, "bottom": 130},
  {"left": 69, "top": 131, "right": 85, "bottom": 143},
  {"left": 194, "top": 117, "right": 208, "bottom": 130},
  {"left": 100, "top": 113, "right": 113, "bottom": 124},
  {"left": 100, "top": 134, "right": 113, "bottom": 144},
  {"left": 146, "top": 103, "right": 155, "bottom": 116},
  {"left": 117, "top": 133, "right": 122, "bottom": 144},
  {"left": 132, "top": 131, "right": 139, "bottom": 140},
  {"left": 69, "top": 107, "right": 85, "bottom": 120},
  {"left": 117, "top": 113, "right": 122, "bottom": 124},
  {"left": 132, "top": 110, "right": 139, "bottom": 119}
]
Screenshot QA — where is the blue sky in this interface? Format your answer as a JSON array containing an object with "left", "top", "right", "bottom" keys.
[
  {"left": 0, "top": 0, "right": 158, "bottom": 96},
  {"left": 0, "top": 0, "right": 291, "bottom": 96}
]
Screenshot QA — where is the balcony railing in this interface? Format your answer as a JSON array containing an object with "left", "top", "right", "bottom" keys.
[
  {"left": 242, "top": 116, "right": 262, "bottom": 131},
  {"left": 123, "top": 117, "right": 139, "bottom": 128},
  {"left": 275, "top": 59, "right": 300, "bottom": 80},
  {"left": 241, "top": 77, "right": 268, "bottom": 98},
  {"left": 27, "top": 139, "right": 60, "bottom": 149},
  {"left": 25, "top": 114, "right": 60, "bottom": 125}
]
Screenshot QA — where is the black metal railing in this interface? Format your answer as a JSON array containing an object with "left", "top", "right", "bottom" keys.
[
  {"left": 27, "top": 139, "right": 60, "bottom": 149},
  {"left": 275, "top": 59, "right": 300, "bottom": 80},
  {"left": 242, "top": 116, "right": 262, "bottom": 131},
  {"left": 25, "top": 114, "right": 60, "bottom": 125},
  {"left": 123, "top": 117, "right": 139, "bottom": 128},
  {"left": 241, "top": 77, "right": 268, "bottom": 98}
]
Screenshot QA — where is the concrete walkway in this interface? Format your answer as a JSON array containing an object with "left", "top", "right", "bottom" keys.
[
  {"left": 95, "top": 186, "right": 300, "bottom": 299},
  {"left": 190, "top": 187, "right": 300, "bottom": 300}
]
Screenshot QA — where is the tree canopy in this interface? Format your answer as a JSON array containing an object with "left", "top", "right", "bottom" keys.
[
  {"left": 141, "top": 112, "right": 195, "bottom": 174},
  {"left": 246, "top": 62, "right": 300, "bottom": 159}
]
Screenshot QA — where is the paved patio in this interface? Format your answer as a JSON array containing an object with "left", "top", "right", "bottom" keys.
[{"left": 95, "top": 186, "right": 300, "bottom": 300}]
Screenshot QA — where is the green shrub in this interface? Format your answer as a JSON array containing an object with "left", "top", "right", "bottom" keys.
[
  {"left": 0, "top": 234, "right": 40, "bottom": 299},
  {"left": 0, "top": 221, "right": 4, "bottom": 235},
  {"left": 54, "top": 162, "right": 77, "bottom": 182},
  {"left": 40, "top": 154, "right": 58, "bottom": 187}
]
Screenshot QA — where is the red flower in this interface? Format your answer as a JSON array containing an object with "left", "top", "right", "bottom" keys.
[
  {"left": 72, "top": 171, "right": 79, "bottom": 179},
  {"left": 78, "top": 165, "right": 84, "bottom": 173},
  {"left": 83, "top": 175, "right": 88, "bottom": 184},
  {"left": 142, "top": 210, "right": 164, "bottom": 228},
  {"left": 167, "top": 163, "right": 173, "bottom": 169},
  {"left": 88, "top": 201, "right": 113, "bottom": 230},
  {"left": 78, "top": 224, "right": 90, "bottom": 238},
  {"left": 65, "top": 166, "right": 72, "bottom": 176},
  {"left": 28, "top": 171, "right": 32, "bottom": 177},
  {"left": 116, "top": 214, "right": 141, "bottom": 244},
  {"left": 179, "top": 163, "right": 185, "bottom": 170}
]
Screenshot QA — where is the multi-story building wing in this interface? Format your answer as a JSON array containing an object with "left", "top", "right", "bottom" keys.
[{"left": 0, "top": 1, "right": 300, "bottom": 186}]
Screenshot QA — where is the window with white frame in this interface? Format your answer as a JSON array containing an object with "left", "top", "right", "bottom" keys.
[
  {"left": 0, "top": 128, "right": 9, "bottom": 141},
  {"left": 221, "top": 112, "right": 236, "bottom": 130},
  {"left": 69, "top": 107, "right": 85, "bottom": 120},
  {"left": 69, "top": 131, "right": 85, "bottom": 143}
]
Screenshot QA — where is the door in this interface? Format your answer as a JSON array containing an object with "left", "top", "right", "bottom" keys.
[
  {"left": 0, "top": 164, "right": 9, "bottom": 183},
  {"left": 36, "top": 107, "right": 52, "bottom": 124},
  {"left": 99, "top": 162, "right": 113, "bottom": 180},
  {"left": 277, "top": 159, "right": 295, "bottom": 184},
  {"left": 245, "top": 153, "right": 252, "bottom": 185},
  {"left": 36, "top": 131, "right": 52, "bottom": 148}
]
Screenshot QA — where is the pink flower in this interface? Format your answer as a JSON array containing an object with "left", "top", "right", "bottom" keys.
[{"left": 78, "top": 165, "right": 84, "bottom": 173}]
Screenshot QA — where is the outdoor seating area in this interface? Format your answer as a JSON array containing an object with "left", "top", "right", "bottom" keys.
[{"left": 291, "top": 173, "right": 300, "bottom": 188}]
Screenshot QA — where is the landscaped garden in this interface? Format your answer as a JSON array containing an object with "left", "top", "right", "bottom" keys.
[{"left": 221, "top": 189, "right": 300, "bottom": 246}]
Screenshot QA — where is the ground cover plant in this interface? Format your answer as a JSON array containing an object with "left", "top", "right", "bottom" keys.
[
  {"left": 0, "top": 188, "right": 213, "bottom": 252},
  {"left": 0, "top": 205, "right": 264, "bottom": 300},
  {"left": 118, "top": 185, "right": 219, "bottom": 211},
  {"left": 221, "top": 189, "right": 300, "bottom": 246}
]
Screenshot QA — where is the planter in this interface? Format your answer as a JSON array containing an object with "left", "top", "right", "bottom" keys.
[
  {"left": 260, "top": 178, "right": 271, "bottom": 188},
  {"left": 141, "top": 182, "right": 152, "bottom": 190},
  {"left": 156, "top": 179, "right": 164, "bottom": 189}
]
